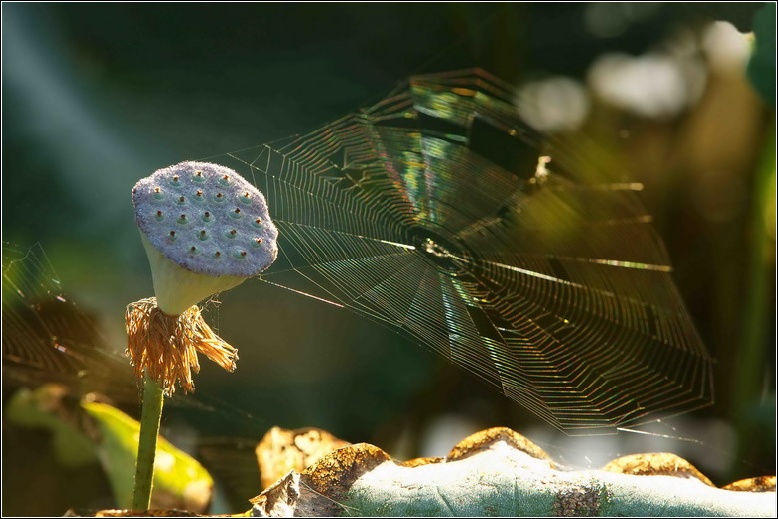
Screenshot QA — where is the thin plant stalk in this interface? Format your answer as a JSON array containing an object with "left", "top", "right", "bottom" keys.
[
  {"left": 127, "top": 162, "right": 277, "bottom": 509},
  {"left": 132, "top": 373, "right": 165, "bottom": 510},
  {"left": 732, "top": 126, "right": 776, "bottom": 480}
]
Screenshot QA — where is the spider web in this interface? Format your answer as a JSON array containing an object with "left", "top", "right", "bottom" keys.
[
  {"left": 218, "top": 69, "right": 714, "bottom": 432},
  {"left": 2, "top": 242, "right": 137, "bottom": 402},
  {"left": 1, "top": 242, "right": 208, "bottom": 413}
]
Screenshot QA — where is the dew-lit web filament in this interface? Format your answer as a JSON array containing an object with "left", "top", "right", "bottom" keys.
[
  {"left": 221, "top": 69, "right": 713, "bottom": 432},
  {"left": 2, "top": 243, "right": 139, "bottom": 398},
  {"left": 482, "top": 258, "right": 672, "bottom": 284}
]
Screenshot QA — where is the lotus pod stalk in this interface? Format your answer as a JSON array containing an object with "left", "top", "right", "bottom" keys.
[{"left": 126, "top": 161, "right": 278, "bottom": 510}]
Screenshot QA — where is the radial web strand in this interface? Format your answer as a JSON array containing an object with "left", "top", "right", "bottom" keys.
[
  {"left": 222, "top": 68, "right": 714, "bottom": 432},
  {"left": 2, "top": 242, "right": 137, "bottom": 400},
  {"left": 1, "top": 242, "right": 227, "bottom": 415}
]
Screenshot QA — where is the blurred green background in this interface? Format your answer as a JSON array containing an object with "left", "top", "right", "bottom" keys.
[{"left": 3, "top": 3, "right": 775, "bottom": 515}]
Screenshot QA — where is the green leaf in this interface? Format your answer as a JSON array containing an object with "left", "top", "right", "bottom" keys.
[
  {"left": 82, "top": 400, "right": 214, "bottom": 511},
  {"left": 344, "top": 446, "right": 776, "bottom": 517},
  {"left": 5, "top": 386, "right": 98, "bottom": 467},
  {"left": 252, "top": 429, "right": 776, "bottom": 517}
]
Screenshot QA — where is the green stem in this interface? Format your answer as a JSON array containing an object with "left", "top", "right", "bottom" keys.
[
  {"left": 731, "top": 124, "right": 776, "bottom": 480},
  {"left": 131, "top": 373, "right": 164, "bottom": 511}
]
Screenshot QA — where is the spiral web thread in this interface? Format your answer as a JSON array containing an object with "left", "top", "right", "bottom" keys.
[
  {"left": 223, "top": 68, "right": 714, "bottom": 432},
  {"left": 2, "top": 242, "right": 137, "bottom": 400}
]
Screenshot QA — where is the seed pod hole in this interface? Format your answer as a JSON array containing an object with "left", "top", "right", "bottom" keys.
[{"left": 132, "top": 160, "right": 279, "bottom": 280}]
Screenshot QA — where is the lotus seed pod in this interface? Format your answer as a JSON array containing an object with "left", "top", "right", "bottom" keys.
[{"left": 132, "top": 161, "right": 278, "bottom": 315}]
